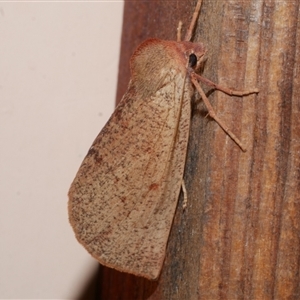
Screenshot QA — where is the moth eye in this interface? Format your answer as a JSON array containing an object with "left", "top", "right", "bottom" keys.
[{"left": 189, "top": 53, "right": 197, "bottom": 67}]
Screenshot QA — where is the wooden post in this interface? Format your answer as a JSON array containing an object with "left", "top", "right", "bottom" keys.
[{"left": 97, "top": 0, "right": 300, "bottom": 299}]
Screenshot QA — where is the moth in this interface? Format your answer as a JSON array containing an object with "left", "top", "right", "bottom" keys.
[{"left": 68, "top": 0, "right": 258, "bottom": 280}]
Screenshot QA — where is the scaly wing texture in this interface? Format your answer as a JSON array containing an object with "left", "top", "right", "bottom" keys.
[{"left": 68, "top": 69, "right": 192, "bottom": 280}]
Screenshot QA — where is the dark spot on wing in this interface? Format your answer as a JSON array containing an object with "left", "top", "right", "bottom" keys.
[{"left": 149, "top": 183, "right": 159, "bottom": 190}]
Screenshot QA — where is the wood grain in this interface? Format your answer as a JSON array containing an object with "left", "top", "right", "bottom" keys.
[{"left": 98, "top": 0, "right": 300, "bottom": 299}]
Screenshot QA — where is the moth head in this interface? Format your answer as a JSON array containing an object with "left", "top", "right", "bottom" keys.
[
  {"left": 129, "top": 39, "right": 207, "bottom": 97},
  {"left": 186, "top": 46, "right": 207, "bottom": 72},
  {"left": 173, "top": 41, "right": 206, "bottom": 73}
]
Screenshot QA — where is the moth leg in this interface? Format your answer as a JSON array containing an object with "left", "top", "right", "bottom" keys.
[
  {"left": 191, "top": 74, "right": 247, "bottom": 152},
  {"left": 177, "top": 21, "right": 183, "bottom": 42},
  {"left": 193, "top": 73, "right": 259, "bottom": 96},
  {"left": 182, "top": 179, "right": 188, "bottom": 209},
  {"left": 184, "top": 0, "right": 203, "bottom": 42}
]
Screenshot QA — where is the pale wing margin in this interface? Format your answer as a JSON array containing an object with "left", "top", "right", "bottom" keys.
[{"left": 68, "top": 70, "right": 192, "bottom": 280}]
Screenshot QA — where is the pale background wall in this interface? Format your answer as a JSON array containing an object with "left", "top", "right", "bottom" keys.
[{"left": 0, "top": 1, "right": 123, "bottom": 299}]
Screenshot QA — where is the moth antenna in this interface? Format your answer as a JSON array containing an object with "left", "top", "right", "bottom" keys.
[
  {"left": 177, "top": 20, "right": 183, "bottom": 42},
  {"left": 190, "top": 74, "right": 247, "bottom": 152},
  {"left": 184, "top": 0, "right": 203, "bottom": 41}
]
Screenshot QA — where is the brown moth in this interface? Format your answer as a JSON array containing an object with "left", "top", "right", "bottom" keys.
[{"left": 68, "top": 0, "right": 258, "bottom": 280}]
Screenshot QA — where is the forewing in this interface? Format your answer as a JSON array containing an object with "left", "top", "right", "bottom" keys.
[{"left": 68, "top": 71, "right": 192, "bottom": 279}]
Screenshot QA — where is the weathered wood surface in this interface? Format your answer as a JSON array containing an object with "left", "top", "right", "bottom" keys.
[{"left": 97, "top": 1, "right": 300, "bottom": 299}]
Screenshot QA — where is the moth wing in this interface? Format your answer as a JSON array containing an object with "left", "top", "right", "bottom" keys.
[{"left": 68, "top": 72, "right": 192, "bottom": 280}]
